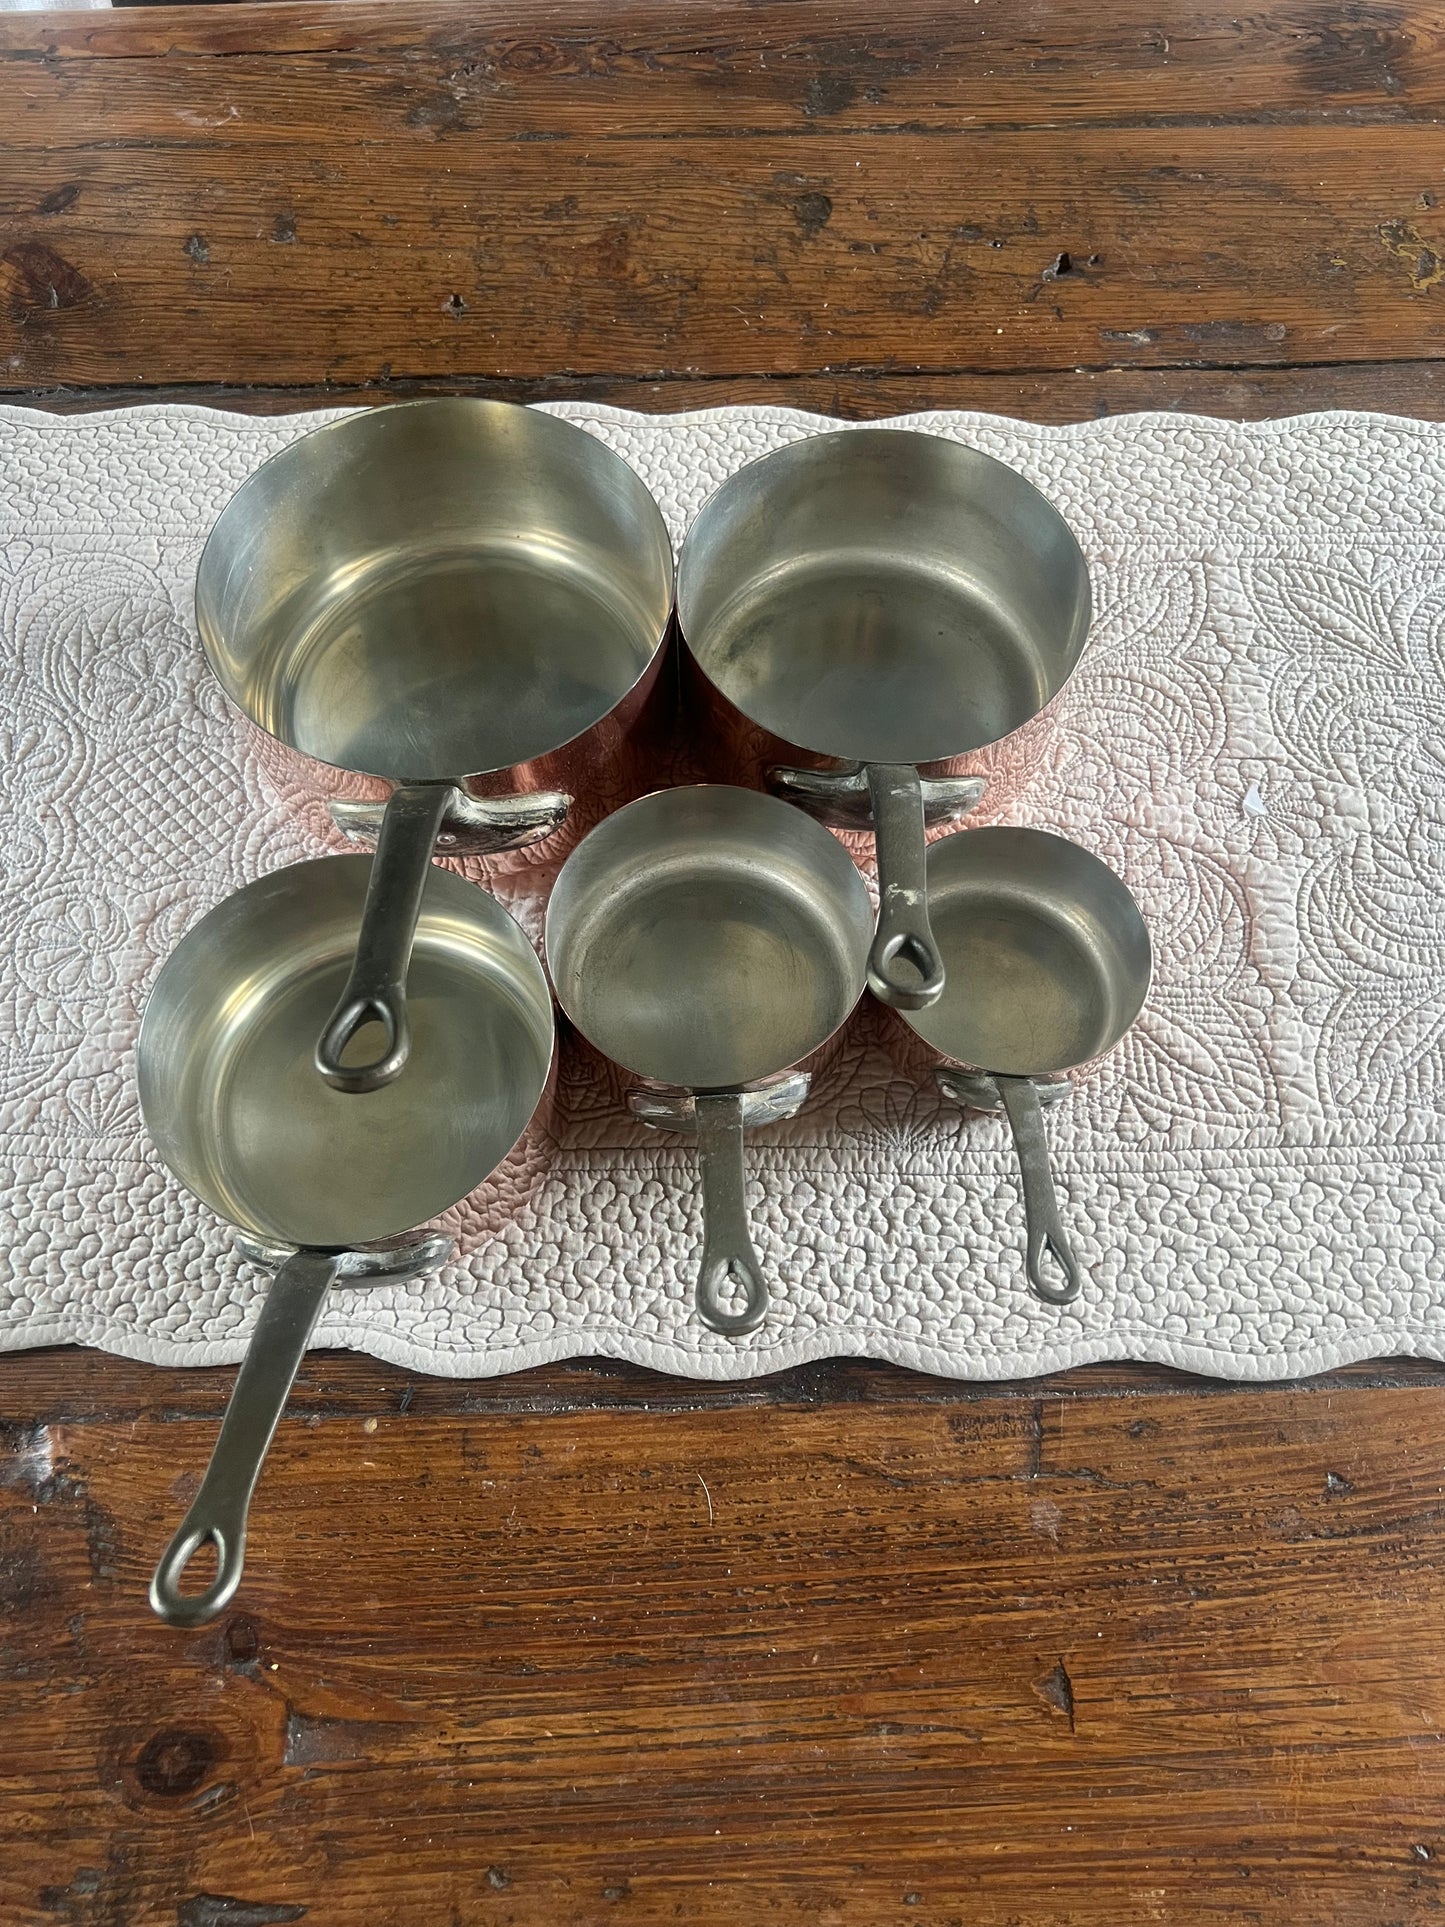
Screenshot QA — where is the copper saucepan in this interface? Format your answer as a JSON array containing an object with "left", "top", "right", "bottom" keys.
[
  {"left": 140, "top": 856, "right": 555, "bottom": 1626},
  {"left": 544, "top": 786, "right": 873, "bottom": 1335},
  {"left": 894, "top": 826, "right": 1151, "bottom": 1304},
  {"left": 196, "top": 399, "right": 673, "bottom": 1094},
  {"left": 676, "top": 429, "right": 1091, "bottom": 1012}
]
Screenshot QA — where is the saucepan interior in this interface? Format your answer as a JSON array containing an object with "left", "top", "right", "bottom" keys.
[
  {"left": 545, "top": 786, "right": 874, "bottom": 1091},
  {"left": 138, "top": 856, "right": 554, "bottom": 1248},
  {"left": 677, "top": 429, "right": 1091, "bottom": 765},
  {"left": 195, "top": 399, "right": 675, "bottom": 781},
  {"left": 902, "top": 827, "right": 1151, "bottom": 1076}
]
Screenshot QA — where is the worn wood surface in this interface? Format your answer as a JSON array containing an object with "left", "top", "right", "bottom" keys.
[
  {"left": 4, "top": 0, "right": 1445, "bottom": 394},
  {"left": 9, "top": 125, "right": 1444, "bottom": 387},
  {"left": 11, "top": 360, "right": 1445, "bottom": 423},
  {"left": 3, "top": 1368, "right": 1445, "bottom": 1926},
  {"left": 4, "top": 2, "right": 1445, "bottom": 1921}
]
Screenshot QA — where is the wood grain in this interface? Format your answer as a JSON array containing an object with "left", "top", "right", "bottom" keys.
[
  {"left": 3, "top": 2, "right": 1445, "bottom": 391},
  {"left": 3, "top": 128, "right": 1444, "bottom": 387},
  {"left": 5, "top": 0, "right": 1444, "bottom": 123},
  {"left": 11, "top": 361, "right": 1445, "bottom": 422},
  {"left": 3, "top": 1344, "right": 1445, "bottom": 1427},
  {"left": 2, "top": 1384, "right": 1442, "bottom": 1925}
]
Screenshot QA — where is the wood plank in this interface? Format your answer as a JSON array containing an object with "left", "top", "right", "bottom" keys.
[
  {"left": 1, "top": 1345, "right": 1443, "bottom": 1427},
  {"left": 4, "top": 0, "right": 1443, "bottom": 127},
  {"left": 4, "top": 1, "right": 1445, "bottom": 391},
  {"left": 3, "top": 125, "right": 1445, "bottom": 386},
  {"left": 9, "top": 360, "right": 1445, "bottom": 419},
  {"left": 2, "top": 1385, "right": 1442, "bottom": 1924}
]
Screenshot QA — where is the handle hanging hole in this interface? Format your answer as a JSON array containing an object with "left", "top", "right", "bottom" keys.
[
  {"left": 174, "top": 1533, "right": 220, "bottom": 1596},
  {"left": 315, "top": 994, "right": 407, "bottom": 1093},
  {"left": 150, "top": 1522, "right": 245, "bottom": 1628},
  {"left": 1028, "top": 1231, "right": 1082, "bottom": 1306},
  {"left": 696, "top": 1256, "right": 768, "bottom": 1337},
  {"left": 338, "top": 1016, "right": 389, "bottom": 1073},
  {"left": 713, "top": 1259, "right": 756, "bottom": 1316},
  {"left": 868, "top": 928, "right": 946, "bottom": 1011},
  {"left": 877, "top": 931, "right": 935, "bottom": 999}
]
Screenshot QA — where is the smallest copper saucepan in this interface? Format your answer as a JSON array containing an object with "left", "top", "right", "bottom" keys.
[{"left": 895, "top": 827, "right": 1151, "bottom": 1305}]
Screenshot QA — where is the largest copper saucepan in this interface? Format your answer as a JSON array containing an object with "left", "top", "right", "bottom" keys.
[
  {"left": 676, "top": 430, "right": 1091, "bottom": 1012},
  {"left": 196, "top": 399, "right": 673, "bottom": 1093}
]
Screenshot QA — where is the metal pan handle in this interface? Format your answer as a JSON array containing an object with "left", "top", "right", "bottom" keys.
[
  {"left": 997, "top": 1075, "right": 1082, "bottom": 1305},
  {"left": 693, "top": 1091, "right": 770, "bottom": 1336},
  {"left": 149, "top": 1249, "right": 338, "bottom": 1628},
  {"left": 315, "top": 782, "right": 458, "bottom": 1093},
  {"left": 330, "top": 787, "right": 572, "bottom": 857},
  {"left": 767, "top": 762, "right": 986, "bottom": 833},
  {"left": 864, "top": 763, "right": 946, "bottom": 1010}
]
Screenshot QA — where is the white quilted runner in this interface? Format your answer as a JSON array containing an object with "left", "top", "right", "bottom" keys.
[{"left": 3, "top": 401, "right": 1444, "bottom": 1380}]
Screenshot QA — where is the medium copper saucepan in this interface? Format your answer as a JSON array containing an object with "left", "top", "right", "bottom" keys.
[
  {"left": 140, "top": 856, "right": 555, "bottom": 1626},
  {"left": 196, "top": 399, "right": 673, "bottom": 1094},
  {"left": 677, "top": 430, "right": 1091, "bottom": 1012},
  {"left": 545, "top": 786, "right": 873, "bottom": 1335}
]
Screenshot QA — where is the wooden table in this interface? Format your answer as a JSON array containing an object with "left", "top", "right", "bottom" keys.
[{"left": 2, "top": 5, "right": 1444, "bottom": 1921}]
